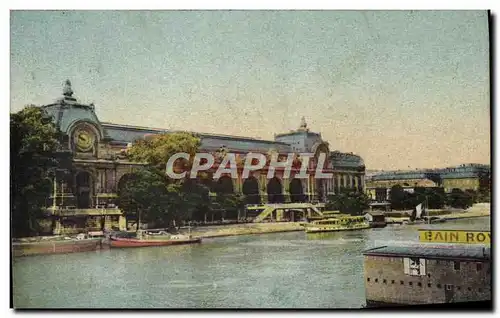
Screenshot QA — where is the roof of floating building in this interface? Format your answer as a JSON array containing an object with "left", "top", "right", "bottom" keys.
[{"left": 364, "top": 245, "right": 491, "bottom": 261}]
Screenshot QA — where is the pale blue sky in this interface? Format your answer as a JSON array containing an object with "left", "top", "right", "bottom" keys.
[{"left": 10, "top": 10, "right": 490, "bottom": 169}]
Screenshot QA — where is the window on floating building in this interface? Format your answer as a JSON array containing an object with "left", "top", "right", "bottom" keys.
[{"left": 404, "top": 257, "right": 426, "bottom": 276}]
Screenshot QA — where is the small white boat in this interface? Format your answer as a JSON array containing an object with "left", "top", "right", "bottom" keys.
[{"left": 303, "top": 215, "right": 370, "bottom": 233}]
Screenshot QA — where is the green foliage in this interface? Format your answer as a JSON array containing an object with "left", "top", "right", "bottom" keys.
[
  {"left": 389, "top": 185, "right": 406, "bottom": 210},
  {"left": 126, "top": 132, "right": 201, "bottom": 169},
  {"left": 414, "top": 187, "right": 445, "bottom": 209},
  {"left": 117, "top": 168, "right": 215, "bottom": 227},
  {"left": 215, "top": 193, "right": 245, "bottom": 219},
  {"left": 464, "top": 189, "right": 478, "bottom": 204},
  {"left": 476, "top": 190, "right": 491, "bottom": 203},
  {"left": 10, "top": 106, "right": 70, "bottom": 237},
  {"left": 446, "top": 188, "right": 474, "bottom": 209},
  {"left": 117, "top": 167, "right": 172, "bottom": 227},
  {"left": 174, "top": 179, "right": 211, "bottom": 224},
  {"left": 390, "top": 186, "right": 446, "bottom": 211},
  {"left": 326, "top": 189, "right": 371, "bottom": 215},
  {"left": 119, "top": 132, "right": 211, "bottom": 227}
]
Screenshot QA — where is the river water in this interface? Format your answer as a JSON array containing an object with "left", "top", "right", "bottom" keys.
[{"left": 12, "top": 217, "right": 490, "bottom": 309}]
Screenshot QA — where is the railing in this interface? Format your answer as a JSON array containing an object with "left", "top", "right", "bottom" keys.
[
  {"left": 251, "top": 203, "right": 325, "bottom": 223},
  {"left": 48, "top": 208, "right": 122, "bottom": 216}
]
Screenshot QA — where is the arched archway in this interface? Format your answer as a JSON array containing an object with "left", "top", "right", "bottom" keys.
[
  {"left": 216, "top": 175, "right": 234, "bottom": 194},
  {"left": 242, "top": 176, "right": 260, "bottom": 204},
  {"left": 267, "top": 177, "right": 284, "bottom": 203},
  {"left": 75, "top": 171, "right": 93, "bottom": 208},
  {"left": 289, "top": 178, "right": 305, "bottom": 203}
]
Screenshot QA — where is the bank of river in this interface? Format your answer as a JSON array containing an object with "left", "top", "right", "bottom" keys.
[
  {"left": 191, "top": 204, "right": 490, "bottom": 238},
  {"left": 385, "top": 204, "right": 490, "bottom": 224},
  {"left": 188, "top": 222, "right": 303, "bottom": 238},
  {"left": 12, "top": 216, "right": 490, "bottom": 309}
]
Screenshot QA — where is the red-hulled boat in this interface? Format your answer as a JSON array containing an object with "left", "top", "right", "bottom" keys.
[{"left": 108, "top": 230, "right": 202, "bottom": 248}]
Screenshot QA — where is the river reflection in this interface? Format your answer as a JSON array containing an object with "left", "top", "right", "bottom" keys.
[{"left": 12, "top": 217, "right": 490, "bottom": 308}]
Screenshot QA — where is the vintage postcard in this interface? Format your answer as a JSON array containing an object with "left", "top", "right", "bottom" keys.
[{"left": 10, "top": 9, "right": 491, "bottom": 310}]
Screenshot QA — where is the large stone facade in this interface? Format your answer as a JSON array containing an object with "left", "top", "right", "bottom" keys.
[
  {"left": 366, "top": 165, "right": 491, "bottom": 202},
  {"left": 39, "top": 81, "right": 366, "bottom": 233}
]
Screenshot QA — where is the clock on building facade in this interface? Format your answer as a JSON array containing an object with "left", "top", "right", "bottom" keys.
[{"left": 72, "top": 126, "right": 96, "bottom": 153}]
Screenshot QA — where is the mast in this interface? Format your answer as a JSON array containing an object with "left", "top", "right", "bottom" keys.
[
  {"left": 426, "top": 195, "right": 430, "bottom": 224},
  {"left": 52, "top": 175, "right": 57, "bottom": 210},
  {"left": 137, "top": 208, "right": 142, "bottom": 235}
]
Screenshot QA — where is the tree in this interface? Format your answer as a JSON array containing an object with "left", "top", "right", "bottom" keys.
[
  {"left": 123, "top": 131, "right": 207, "bottom": 227},
  {"left": 420, "top": 187, "right": 446, "bottom": 209},
  {"left": 126, "top": 132, "right": 201, "bottom": 170},
  {"left": 464, "top": 189, "right": 478, "bottom": 204},
  {"left": 447, "top": 188, "right": 474, "bottom": 209},
  {"left": 476, "top": 190, "right": 491, "bottom": 203},
  {"left": 175, "top": 179, "right": 211, "bottom": 224},
  {"left": 326, "top": 189, "right": 371, "bottom": 215},
  {"left": 11, "top": 106, "right": 71, "bottom": 237},
  {"left": 117, "top": 167, "right": 172, "bottom": 228},
  {"left": 389, "top": 185, "right": 406, "bottom": 210},
  {"left": 403, "top": 192, "right": 419, "bottom": 210},
  {"left": 216, "top": 193, "right": 245, "bottom": 220}
]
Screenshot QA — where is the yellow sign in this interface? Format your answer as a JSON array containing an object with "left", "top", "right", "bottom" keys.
[{"left": 418, "top": 229, "right": 490, "bottom": 245}]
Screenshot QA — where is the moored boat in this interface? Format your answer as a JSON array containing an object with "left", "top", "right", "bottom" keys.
[
  {"left": 304, "top": 215, "right": 370, "bottom": 233},
  {"left": 369, "top": 221, "right": 387, "bottom": 228},
  {"left": 364, "top": 212, "right": 387, "bottom": 228},
  {"left": 428, "top": 216, "right": 447, "bottom": 224},
  {"left": 109, "top": 230, "right": 202, "bottom": 248},
  {"left": 12, "top": 236, "right": 103, "bottom": 257}
]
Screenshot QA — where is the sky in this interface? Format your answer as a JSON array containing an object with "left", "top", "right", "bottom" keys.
[{"left": 10, "top": 10, "right": 490, "bottom": 170}]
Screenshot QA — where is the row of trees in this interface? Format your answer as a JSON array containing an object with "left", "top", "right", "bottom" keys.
[
  {"left": 121, "top": 131, "right": 246, "bottom": 227},
  {"left": 389, "top": 185, "right": 478, "bottom": 210},
  {"left": 324, "top": 184, "right": 485, "bottom": 216},
  {"left": 11, "top": 107, "right": 73, "bottom": 237},
  {"left": 116, "top": 167, "right": 246, "bottom": 228},
  {"left": 325, "top": 189, "right": 371, "bottom": 215}
]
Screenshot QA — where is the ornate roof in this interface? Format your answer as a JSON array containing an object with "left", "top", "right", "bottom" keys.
[{"left": 41, "top": 80, "right": 105, "bottom": 139}]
